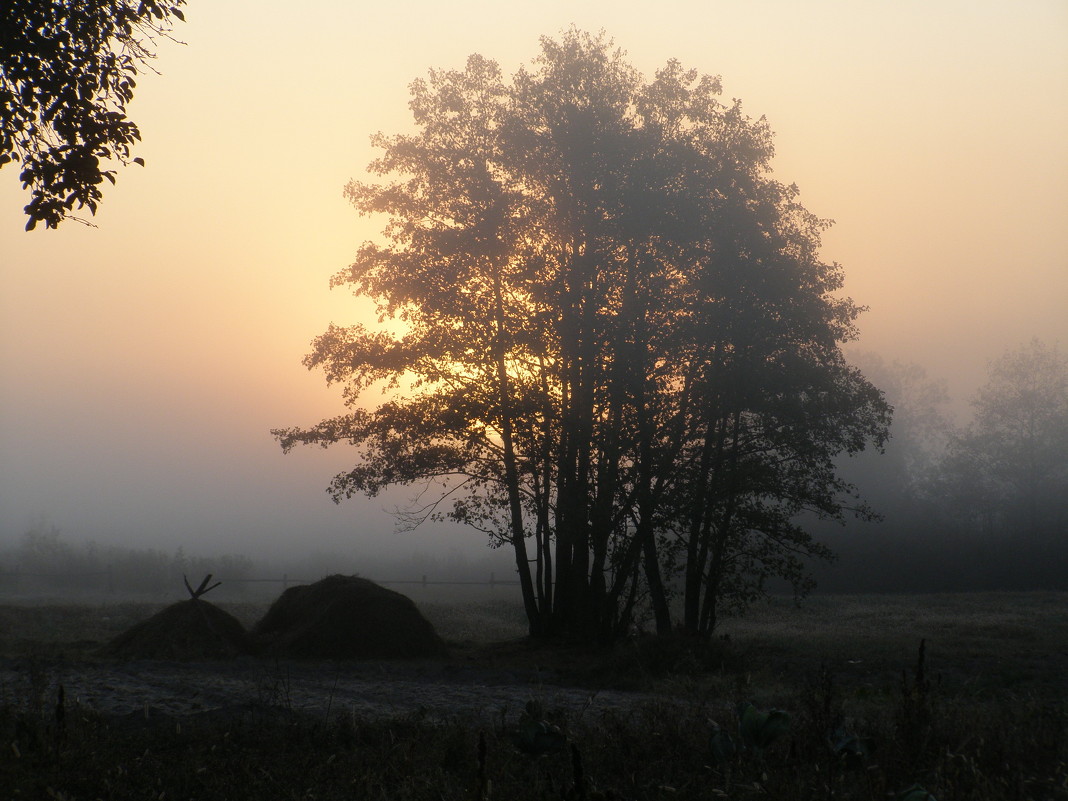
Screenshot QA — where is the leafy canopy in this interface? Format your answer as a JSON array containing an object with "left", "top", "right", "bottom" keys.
[{"left": 1, "top": 0, "right": 186, "bottom": 230}]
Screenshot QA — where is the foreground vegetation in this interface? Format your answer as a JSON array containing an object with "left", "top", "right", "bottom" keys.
[{"left": 1, "top": 592, "right": 1066, "bottom": 800}]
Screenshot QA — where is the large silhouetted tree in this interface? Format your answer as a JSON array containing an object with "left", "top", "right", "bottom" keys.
[
  {"left": 1, "top": 0, "right": 186, "bottom": 230},
  {"left": 274, "top": 31, "right": 890, "bottom": 639}
]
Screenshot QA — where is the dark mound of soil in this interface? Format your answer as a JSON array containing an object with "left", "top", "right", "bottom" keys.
[
  {"left": 102, "top": 599, "right": 251, "bottom": 660},
  {"left": 252, "top": 575, "right": 447, "bottom": 659}
]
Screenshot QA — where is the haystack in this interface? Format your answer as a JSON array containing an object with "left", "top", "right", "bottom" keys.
[
  {"left": 103, "top": 599, "right": 251, "bottom": 660},
  {"left": 252, "top": 575, "right": 446, "bottom": 659}
]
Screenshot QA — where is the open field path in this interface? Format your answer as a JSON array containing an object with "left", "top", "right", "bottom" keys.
[{"left": 0, "top": 651, "right": 682, "bottom": 727}]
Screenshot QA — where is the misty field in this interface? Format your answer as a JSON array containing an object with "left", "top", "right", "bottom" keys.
[{"left": 1, "top": 592, "right": 1065, "bottom": 800}]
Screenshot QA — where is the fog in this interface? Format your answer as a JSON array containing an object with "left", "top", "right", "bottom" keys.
[{"left": 2, "top": 2, "right": 1066, "bottom": 587}]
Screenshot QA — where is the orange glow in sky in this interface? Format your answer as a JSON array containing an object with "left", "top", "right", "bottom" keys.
[{"left": 1, "top": 0, "right": 1066, "bottom": 559}]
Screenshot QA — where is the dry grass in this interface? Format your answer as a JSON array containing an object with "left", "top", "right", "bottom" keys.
[
  {"left": 712, "top": 592, "right": 1068, "bottom": 701},
  {"left": 1, "top": 591, "right": 1065, "bottom": 698},
  {"left": 1, "top": 592, "right": 1065, "bottom": 800}
]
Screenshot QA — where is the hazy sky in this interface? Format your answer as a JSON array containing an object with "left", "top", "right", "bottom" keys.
[{"left": 2, "top": 0, "right": 1066, "bottom": 562}]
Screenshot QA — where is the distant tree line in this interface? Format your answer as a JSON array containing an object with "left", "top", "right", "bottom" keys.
[
  {"left": 812, "top": 338, "right": 1068, "bottom": 592},
  {"left": 0, "top": 523, "right": 253, "bottom": 598},
  {"left": 0, "top": 525, "right": 524, "bottom": 601}
]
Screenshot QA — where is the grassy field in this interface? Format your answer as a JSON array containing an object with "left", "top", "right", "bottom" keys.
[{"left": 1, "top": 592, "right": 1065, "bottom": 800}]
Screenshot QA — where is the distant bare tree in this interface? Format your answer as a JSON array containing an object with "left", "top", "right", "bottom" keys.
[
  {"left": 936, "top": 339, "right": 1068, "bottom": 541},
  {"left": 845, "top": 353, "right": 952, "bottom": 500}
]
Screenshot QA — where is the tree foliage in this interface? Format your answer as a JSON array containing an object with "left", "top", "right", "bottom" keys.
[
  {"left": 1, "top": 0, "right": 185, "bottom": 230},
  {"left": 274, "top": 31, "right": 890, "bottom": 639}
]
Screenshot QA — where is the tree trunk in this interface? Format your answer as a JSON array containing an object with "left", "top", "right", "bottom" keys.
[{"left": 491, "top": 268, "right": 541, "bottom": 634}]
